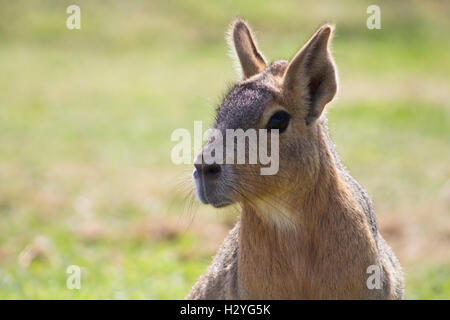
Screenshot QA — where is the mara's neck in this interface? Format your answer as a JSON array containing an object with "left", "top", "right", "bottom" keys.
[{"left": 237, "top": 129, "right": 378, "bottom": 299}]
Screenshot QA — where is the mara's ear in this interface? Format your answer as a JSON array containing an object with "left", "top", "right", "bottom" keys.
[
  {"left": 228, "top": 19, "right": 267, "bottom": 79},
  {"left": 282, "top": 25, "right": 338, "bottom": 125}
]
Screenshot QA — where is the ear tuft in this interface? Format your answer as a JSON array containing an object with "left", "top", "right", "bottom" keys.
[
  {"left": 318, "top": 24, "right": 333, "bottom": 36},
  {"left": 227, "top": 19, "right": 267, "bottom": 79}
]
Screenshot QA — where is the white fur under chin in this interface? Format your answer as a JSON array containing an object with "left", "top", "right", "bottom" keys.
[{"left": 249, "top": 198, "right": 300, "bottom": 233}]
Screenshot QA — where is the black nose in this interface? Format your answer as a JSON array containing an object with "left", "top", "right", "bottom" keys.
[{"left": 194, "top": 163, "right": 221, "bottom": 180}]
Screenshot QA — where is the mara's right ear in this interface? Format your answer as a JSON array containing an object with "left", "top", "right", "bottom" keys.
[
  {"left": 282, "top": 25, "right": 338, "bottom": 125},
  {"left": 228, "top": 19, "right": 267, "bottom": 79}
]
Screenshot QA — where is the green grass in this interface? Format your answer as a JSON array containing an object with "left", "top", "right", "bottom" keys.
[
  {"left": 0, "top": 234, "right": 208, "bottom": 299},
  {"left": 406, "top": 265, "right": 450, "bottom": 300},
  {"left": 0, "top": 0, "right": 449, "bottom": 299}
]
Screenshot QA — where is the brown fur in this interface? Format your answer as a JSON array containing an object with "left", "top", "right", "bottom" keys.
[{"left": 187, "top": 20, "right": 404, "bottom": 300}]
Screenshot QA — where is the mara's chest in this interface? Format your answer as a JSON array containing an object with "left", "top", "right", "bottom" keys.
[{"left": 237, "top": 212, "right": 377, "bottom": 299}]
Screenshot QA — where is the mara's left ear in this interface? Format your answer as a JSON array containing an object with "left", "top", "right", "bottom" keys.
[
  {"left": 282, "top": 25, "right": 338, "bottom": 125},
  {"left": 228, "top": 19, "right": 267, "bottom": 79}
]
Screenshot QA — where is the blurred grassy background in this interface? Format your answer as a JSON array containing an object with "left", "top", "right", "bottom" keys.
[{"left": 0, "top": 0, "right": 449, "bottom": 299}]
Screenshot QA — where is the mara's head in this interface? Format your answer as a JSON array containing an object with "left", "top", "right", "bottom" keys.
[{"left": 193, "top": 20, "right": 338, "bottom": 211}]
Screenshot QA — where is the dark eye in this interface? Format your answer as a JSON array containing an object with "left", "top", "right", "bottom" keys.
[{"left": 266, "top": 110, "right": 291, "bottom": 133}]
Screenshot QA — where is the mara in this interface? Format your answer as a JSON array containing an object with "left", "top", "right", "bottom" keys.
[{"left": 187, "top": 20, "right": 404, "bottom": 300}]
